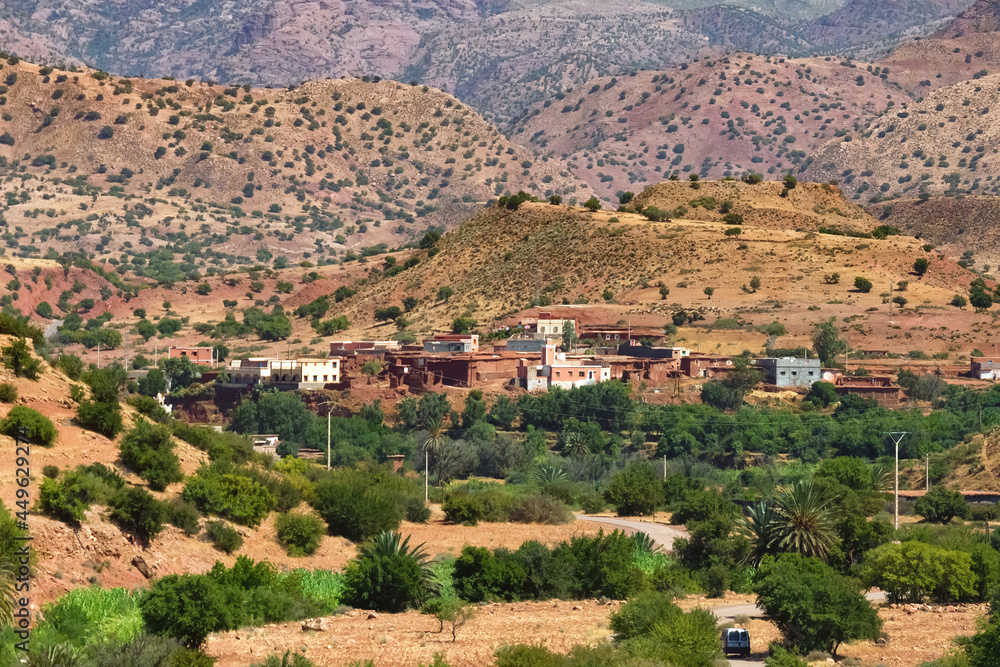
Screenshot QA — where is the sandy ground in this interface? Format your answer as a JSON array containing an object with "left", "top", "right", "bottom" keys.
[{"left": 203, "top": 595, "right": 988, "bottom": 667}]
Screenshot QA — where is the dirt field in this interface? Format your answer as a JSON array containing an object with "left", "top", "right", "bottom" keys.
[{"left": 203, "top": 595, "right": 987, "bottom": 666}]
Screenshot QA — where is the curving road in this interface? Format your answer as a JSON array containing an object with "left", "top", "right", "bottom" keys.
[
  {"left": 575, "top": 515, "right": 886, "bottom": 666},
  {"left": 576, "top": 514, "right": 688, "bottom": 552}
]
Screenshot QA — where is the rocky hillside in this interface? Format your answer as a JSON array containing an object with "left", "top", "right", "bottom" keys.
[
  {"left": 803, "top": 73, "right": 1000, "bottom": 202},
  {"left": 512, "top": 54, "right": 899, "bottom": 200},
  {"left": 0, "top": 57, "right": 590, "bottom": 262},
  {"left": 0, "top": 0, "right": 977, "bottom": 123}
]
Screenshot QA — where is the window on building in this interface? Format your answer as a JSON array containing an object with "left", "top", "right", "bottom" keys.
[
  {"left": 579, "top": 371, "right": 585, "bottom": 377},
  {"left": 323, "top": 375, "right": 328, "bottom": 381},
  {"left": 588, "top": 371, "right": 594, "bottom": 379}
]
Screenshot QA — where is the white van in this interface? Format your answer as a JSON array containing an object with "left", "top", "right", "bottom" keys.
[{"left": 721, "top": 627, "right": 751, "bottom": 657}]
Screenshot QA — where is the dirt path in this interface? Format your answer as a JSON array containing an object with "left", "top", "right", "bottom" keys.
[{"left": 575, "top": 515, "right": 688, "bottom": 552}]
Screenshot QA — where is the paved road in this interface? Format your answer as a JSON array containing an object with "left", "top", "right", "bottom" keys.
[
  {"left": 576, "top": 515, "right": 688, "bottom": 552},
  {"left": 44, "top": 319, "right": 63, "bottom": 340},
  {"left": 576, "top": 516, "right": 887, "bottom": 666}
]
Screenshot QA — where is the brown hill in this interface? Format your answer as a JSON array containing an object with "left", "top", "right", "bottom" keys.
[
  {"left": 512, "top": 54, "right": 898, "bottom": 201},
  {"left": 803, "top": 73, "right": 1000, "bottom": 201},
  {"left": 878, "top": 0, "right": 1000, "bottom": 93},
  {"left": 0, "top": 57, "right": 590, "bottom": 261},
  {"left": 871, "top": 195, "right": 1000, "bottom": 266},
  {"left": 325, "top": 180, "right": 985, "bottom": 364}
]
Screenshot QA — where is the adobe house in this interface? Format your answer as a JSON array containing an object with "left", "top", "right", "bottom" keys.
[
  {"left": 681, "top": 355, "right": 734, "bottom": 378},
  {"left": 834, "top": 376, "right": 903, "bottom": 408},
  {"left": 422, "top": 334, "right": 480, "bottom": 353},
  {"left": 519, "top": 343, "right": 610, "bottom": 391}
]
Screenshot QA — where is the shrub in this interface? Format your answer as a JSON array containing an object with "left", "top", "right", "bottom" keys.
[
  {"left": 42, "top": 464, "right": 59, "bottom": 478},
  {"left": 119, "top": 419, "right": 184, "bottom": 491},
  {"left": 1, "top": 405, "right": 56, "bottom": 445},
  {"left": 605, "top": 463, "right": 664, "bottom": 516},
  {"left": 1, "top": 338, "right": 40, "bottom": 379},
  {"left": 442, "top": 492, "right": 486, "bottom": 525},
  {"left": 127, "top": 395, "right": 171, "bottom": 423},
  {"left": 76, "top": 399, "right": 123, "bottom": 438},
  {"left": 343, "top": 532, "right": 433, "bottom": 612},
  {"left": 250, "top": 652, "right": 317, "bottom": 667},
  {"left": 583, "top": 196, "right": 601, "bottom": 212},
  {"left": 108, "top": 486, "right": 167, "bottom": 548},
  {"left": 507, "top": 494, "right": 573, "bottom": 524},
  {"left": 56, "top": 353, "right": 84, "bottom": 379},
  {"left": 168, "top": 499, "right": 201, "bottom": 536},
  {"left": 183, "top": 470, "right": 274, "bottom": 527},
  {"left": 205, "top": 520, "right": 243, "bottom": 554},
  {"left": 38, "top": 476, "right": 87, "bottom": 524},
  {"left": 854, "top": 277, "right": 873, "bottom": 293},
  {"left": 309, "top": 464, "right": 421, "bottom": 541},
  {"left": 141, "top": 574, "right": 236, "bottom": 648},
  {"left": 862, "top": 541, "right": 977, "bottom": 603},
  {"left": 275, "top": 513, "right": 324, "bottom": 556},
  {"left": 705, "top": 563, "right": 731, "bottom": 598},
  {"left": 0, "top": 382, "right": 17, "bottom": 402},
  {"left": 609, "top": 590, "right": 680, "bottom": 639},
  {"left": 765, "top": 645, "right": 809, "bottom": 667},
  {"left": 915, "top": 487, "right": 971, "bottom": 523}
]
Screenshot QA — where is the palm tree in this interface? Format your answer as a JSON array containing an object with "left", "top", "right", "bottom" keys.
[
  {"left": 773, "top": 480, "right": 839, "bottom": 560},
  {"left": 360, "top": 531, "right": 438, "bottom": 593},
  {"left": 739, "top": 501, "right": 781, "bottom": 566},
  {"left": 422, "top": 417, "right": 448, "bottom": 475},
  {"left": 870, "top": 462, "right": 892, "bottom": 493}
]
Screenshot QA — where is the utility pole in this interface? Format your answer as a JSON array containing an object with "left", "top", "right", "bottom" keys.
[
  {"left": 926, "top": 454, "right": 929, "bottom": 492},
  {"left": 425, "top": 449, "right": 429, "bottom": 504},
  {"left": 663, "top": 454, "right": 667, "bottom": 481},
  {"left": 885, "top": 431, "right": 909, "bottom": 531},
  {"left": 320, "top": 400, "right": 337, "bottom": 470},
  {"left": 97, "top": 342, "right": 101, "bottom": 369}
]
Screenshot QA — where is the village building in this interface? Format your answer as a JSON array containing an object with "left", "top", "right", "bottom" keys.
[
  {"left": 970, "top": 357, "right": 1000, "bottom": 380},
  {"left": 422, "top": 334, "right": 480, "bottom": 353},
  {"left": 680, "top": 355, "right": 734, "bottom": 378},
  {"left": 579, "top": 327, "right": 665, "bottom": 345},
  {"left": 385, "top": 350, "right": 524, "bottom": 389},
  {"left": 329, "top": 340, "right": 400, "bottom": 373},
  {"left": 531, "top": 313, "right": 578, "bottom": 339},
  {"left": 519, "top": 343, "right": 611, "bottom": 391},
  {"left": 754, "top": 357, "right": 821, "bottom": 388},
  {"left": 167, "top": 346, "right": 214, "bottom": 365},
  {"left": 834, "top": 376, "right": 903, "bottom": 407},
  {"left": 220, "top": 357, "right": 341, "bottom": 390}
]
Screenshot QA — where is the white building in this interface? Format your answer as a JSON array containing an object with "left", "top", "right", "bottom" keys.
[{"left": 221, "top": 357, "right": 340, "bottom": 390}]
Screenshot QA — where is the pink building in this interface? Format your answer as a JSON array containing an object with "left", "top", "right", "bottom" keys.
[
  {"left": 168, "top": 346, "right": 214, "bottom": 365},
  {"left": 519, "top": 343, "right": 610, "bottom": 391}
]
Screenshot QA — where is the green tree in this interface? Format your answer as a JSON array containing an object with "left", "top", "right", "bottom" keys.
[
  {"left": 118, "top": 418, "right": 184, "bottom": 491},
  {"left": 561, "top": 321, "right": 577, "bottom": 351},
  {"left": 862, "top": 541, "right": 977, "bottom": 603},
  {"left": 703, "top": 286, "right": 715, "bottom": 299},
  {"left": 437, "top": 286, "right": 454, "bottom": 303},
  {"left": 914, "top": 486, "right": 971, "bottom": 523},
  {"left": 138, "top": 368, "right": 167, "bottom": 397},
  {"left": 452, "top": 317, "right": 477, "bottom": 334},
  {"left": 913, "top": 258, "right": 930, "bottom": 277},
  {"left": 108, "top": 486, "right": 167, "bottom": 547},
  {"left": 605, "top": 463, "right": 664, "bottom": 516},
  {"left": 750, "top": 275, "right": 762, "bottom": 292},
  {"left": 487, "top": 395, "right": 518, "bottom": 430},
  {"left": 811, "top": 320, "right": 847, "bottom": 366},
  {"left": 140, "top": 574, "right": 235, "bottom": 648},
  {"left": 755, "top": 553, "right": 882, "bottom": 658},
  {"left": 854, "top": 277, "right": 873, "bottom": 293},
  {"left": 773, "top": 481, "right": 839, "bottom": 560},
  {"left": 583, "top": 196, "right": 601, "bottom": 212}
]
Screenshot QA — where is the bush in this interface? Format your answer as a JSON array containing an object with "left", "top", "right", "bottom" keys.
[
  {"left": 343, "top": 533, "right": 432, "bottom": 612},
  {"left": 168, "top": 499, "right": 201, "bottom": 536},
  {"left": 508, "top": 494, "right": 573, "bottom": 524},
  {"left": 250, "top": 652, "right": 318, "bottom": 667},
  {"left": 578, "top": 488, "right": 606, "bottom": 514},
  {"left": 141, "top": 574, "right": 236, "bottom": 648},
  {"left": 119, "top": 419, "right": 184, "bottom": 491},
  {"left": 183, "top": 469, "right": 275, "bottom": 527},
  {"left": 765, "top": 645, "right": 809, "bottom": 667},
  {"left": 0, "top": 382, "right": 17, "bottom": 402},
  {"left": 862, "top": 541, "right": 977, "bottom": 603},
  {"left": 38, "top": 477, "right": 88, "bottom": 524},
  {"left": 108, "top": 486, "right": 167, "bottom": 547},
  {"left": 76, "top": 399, "right": 124, "bottom": 438},
  {"left": 127, "top": 395, "right": 171, "bottom": 423},
  {"left": 605, "top": 463, "right": 664, "bottom": 516},
  {"left": 275, "top": 513, "right": 324, "bottom": 556},
  {"left": 854, "top": 277, "right": 873, "bottom": 293},
  {"left": 915, "top": 487, "right": 971, "bottom": 523},
  {"left": 309, "top": 464, "right": 421, "bottom": 542},
  {"left": 205, "top": 520, "right": 243, "bottom": 554},
  {"left": 442, "top": 492, "right": 486, "bottom": 525},
  {"left": 1, "top": 405, "right": 56, "bottom": 445},
  {"left": 609, "top": 590, "right": 679, "bottom": 639},
  {"left": 42, "top": 464, "right": 59, "bottom": 478},
  {"left": 1, "top": 338, "right": 40, "bottom": 379},
  {"left": 705, "top": 563, "right": 731, "bottom": 598}
]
